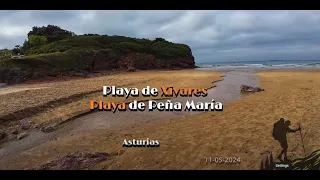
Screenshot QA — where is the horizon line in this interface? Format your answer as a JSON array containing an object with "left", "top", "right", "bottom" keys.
[{"left": 196, "top": 60, "right": 320, "bottom": 64}]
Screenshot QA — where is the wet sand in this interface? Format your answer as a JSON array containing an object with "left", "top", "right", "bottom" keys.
[{"left": 0, "top": 71, "right": 259, "bottom": 164}]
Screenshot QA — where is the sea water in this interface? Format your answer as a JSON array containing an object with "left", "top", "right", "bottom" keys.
[{"left": 196, "top": 60, "right": 320, "bottom": 70}]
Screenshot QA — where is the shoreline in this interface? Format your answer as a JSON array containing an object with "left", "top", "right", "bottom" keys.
[{"left": 196, "top": 67, "right": 320, "bottom": 72}]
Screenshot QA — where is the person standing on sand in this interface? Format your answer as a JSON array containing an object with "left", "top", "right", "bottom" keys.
[{"left": 272, "top": 118, "right": 301, "bottom": 162}]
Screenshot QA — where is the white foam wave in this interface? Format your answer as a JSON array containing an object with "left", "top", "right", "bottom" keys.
[{"left": 196, "top": 62, "right": 320, "bottom": 69}]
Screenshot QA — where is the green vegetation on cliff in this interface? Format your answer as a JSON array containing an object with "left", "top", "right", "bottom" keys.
[
  {"left": 0, "top": 49, "right": 13, "bottom": 60},
  {"left": 0, "top": 25, "right": 195, "bottom": 84}
]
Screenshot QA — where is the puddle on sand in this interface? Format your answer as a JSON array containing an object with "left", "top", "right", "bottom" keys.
[{"left": 0, "top": 71, "right": 260, "bottom": 162}]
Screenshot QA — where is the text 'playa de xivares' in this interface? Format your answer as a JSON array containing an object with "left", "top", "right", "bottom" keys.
[{"left": 89, "top": 86, "right": 223, "bottom": 112}]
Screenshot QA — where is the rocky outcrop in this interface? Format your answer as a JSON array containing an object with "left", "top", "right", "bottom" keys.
[
  {"left": 32, "top": 152, "right": 109, "bottom": 170},
  {"left": 241, "top": 84, "right": 264, "bottom": 92},
  {"left": 0, "top": 130, "right": 7, "bottom": 140},
  {"left": 40, "top": 126, "right": 54, "bottom": 133},
  {"left": 0, "top": 53, "right": 195, "bottom": 85},
  {"left": 0, "top": 68, "right": 28, "bottom": 85},
  {"left": 19, "top": 118, "right": 33, "bottom": 130},
  {"left": 94, "top": 53, "right": 195, "bottom": 72},
  {"left": 17, "top": 132, "right": 28, "bottom": 140}
]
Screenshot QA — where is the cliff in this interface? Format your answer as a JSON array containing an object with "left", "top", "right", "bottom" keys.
[{"left": 0, "top": 29, "right": 195, "bottom": 84}]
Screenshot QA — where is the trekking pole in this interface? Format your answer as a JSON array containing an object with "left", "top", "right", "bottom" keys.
[{"left": 298, "top": 123, "right": 307, "bottom": 157}]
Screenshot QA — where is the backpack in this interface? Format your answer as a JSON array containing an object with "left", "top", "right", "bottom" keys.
[{"left": 272, "top": 119, "right": 285, "bottom": 140}]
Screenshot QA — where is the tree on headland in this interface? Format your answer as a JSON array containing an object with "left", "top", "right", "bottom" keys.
[
  {"left": 28, "top": 35, "right": 48, "bottom": 47},
  {"left": 20, "top": 35, "right": 48, "bottom": 53},
  {"left": 21, "top": 40, "right": 30, "bottom": 53},
  {"left": 154, "top": 37, "right": 167, "bottom": 42},
  {"left": 20, "top": 25, "right": 76, "bottom": 52},
  {"left": 27, "top": 25, "right": 75, "bottom": 43},
  {"left": 83, "top": 34, "right": 100, "bottom": 36},
  {"left": 12, "top": 45, "right": 23, "bottom": 55}
]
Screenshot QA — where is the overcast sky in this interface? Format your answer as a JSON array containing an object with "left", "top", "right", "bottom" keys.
[{"left": 1, "top": 10, "right": 320, "bottom": 63}]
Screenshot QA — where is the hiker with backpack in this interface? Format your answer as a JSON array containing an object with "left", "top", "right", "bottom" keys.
[{"left": 272, "top": 118, "right": 301, "bottom": 162}]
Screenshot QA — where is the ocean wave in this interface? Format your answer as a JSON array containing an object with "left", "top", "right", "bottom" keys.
[
  {"left": 243, "top": 64, "right": 266, "bottom": 66},
  {"left": 307, "top": 63, "right": 320, "bottom": 66},
  {"left": 271, "top": 64, "right": 305, "bottom": 67},
  {"left": 196, "top": 61, "right": 320, "bottom": 69},
  {"left": 197, "top": 64, "right": 216, "bottom": 68}
]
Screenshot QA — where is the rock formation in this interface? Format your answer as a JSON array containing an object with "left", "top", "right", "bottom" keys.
[
  {"left": 241, "top": 84, "right": 264, "bottom": 92},
  {"left": 32, "top": 152, "right": 109, "bottom": 170}
]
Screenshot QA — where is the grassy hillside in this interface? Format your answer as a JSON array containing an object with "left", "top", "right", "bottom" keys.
[
  {"left": 0, "top": 28, "right": 195, "bottom": 84},
  {"left": 24, "top": 36, "right": 193, "bottom": 59}
]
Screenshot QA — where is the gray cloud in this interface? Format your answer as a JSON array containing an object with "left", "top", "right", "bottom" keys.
[{"left": 1, "top": 10, "right": 320, "bottom": 62}]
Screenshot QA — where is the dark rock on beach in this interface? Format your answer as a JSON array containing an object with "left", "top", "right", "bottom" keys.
[
  {"left": 19, "top": 118, "right": 33, "bottom": 130},
  {"left": 17, "top": 132, "right": 28, "bottom": 140},
  {"left": 0, "top": 130, "right": 7, "bottom": 140},
  {"left": 240, "top": 84, "right": 264, "bottom": 92},
  {"left": 40, "top": 126, "right": 54, "bottom": 133},
  {"left": 21, "top": 124, "right": 31, "bottom": 130},
  {"left": 32, "top": 152, "right": 110, "bottom": 170},
  {"left": 7, "top": 134, "right": 17, "bottom": 140},
  {"left": 33, "top": 124, "right": 39, "bottom": 129},
  {"left": 10, "top": 129, "right": 19, "bottom": 135}
]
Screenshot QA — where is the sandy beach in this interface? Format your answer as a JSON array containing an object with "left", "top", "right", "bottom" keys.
[{"left": 1, "top": 69, "right": 320, "bottom": 170}]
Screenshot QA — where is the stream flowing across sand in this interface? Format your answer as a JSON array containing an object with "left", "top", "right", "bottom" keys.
[{"left": 0, "top": 71, "right": 260, "bottom": 162}]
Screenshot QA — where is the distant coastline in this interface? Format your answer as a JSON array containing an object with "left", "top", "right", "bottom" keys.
[{"left": 196, "top": 60, "right": 320, "bottom": 70}]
